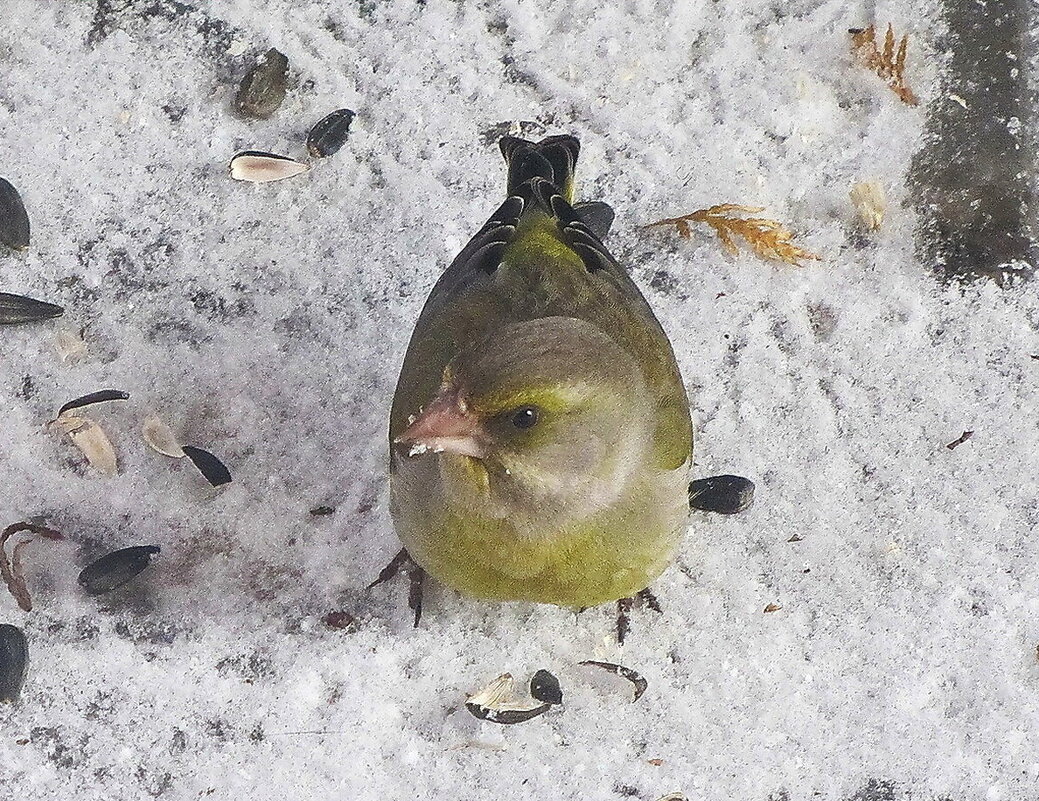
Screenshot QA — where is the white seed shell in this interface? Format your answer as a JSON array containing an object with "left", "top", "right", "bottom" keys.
[
  {"left": 849, "top": 180, "right": 887, "bottom": 231},
  {"left": 54, "top": 329, "right": 87, "bottom": 363},
  {"left": 142, "top": 415, "right": 185, "bottom": 458},
  {"left": 229, "top": 152, "right": 310, "bottom": 183},
  {"left": 52, "top": 415, "right": 118, "bottom": 475}
]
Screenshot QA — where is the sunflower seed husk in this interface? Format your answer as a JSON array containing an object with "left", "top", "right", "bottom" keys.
[
  {"left": 0, "top": 178, "right": 30, "bottom": 250},
  {"left": 849, "top": 180, "right": 886, "bottom": 232},
  {"left": 78, "top": 545, "right": 161, "bottom": 596},
  {"left": 55, "top": 328, "right": 87, "bottom": 362},
  {"left": 142, "top": 415, "right": 185, "bottom": 458},
  {"left": 182, "top": 445, "right": 232, "bottom": 486},
  {"left": 0, "top": 625, "right": 28, "bottom": 702},
  {"left": 579, "top": 660, "right": 648, "bottom": 702},
  {"left": 306, "top": 109, "right": 356, "bottom": 158},
  {"left": 56, "top": 389, "right": 130, "bottom": 418},
  {"left": 688, "top": 474, "right": 755, "bottom": 515},
  {"left": 233, "top": 47, "right": 289, "bottom": 120},
  {"left": 51, "top": 415, "right": 118, "bottom": 475},
  {"left": 0, "top": 292, "right": 63, "bottom": 325},
  {"left": 529, "top": 669, "right": 563, "bottom": 705},
  {"left": 229, "top": 151, "right": 310, "bottom": 183},
  {"left": 464, "top": 673, "right": 552, "bottom": 725}
]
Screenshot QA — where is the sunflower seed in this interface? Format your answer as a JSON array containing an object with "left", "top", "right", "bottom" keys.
[
  {"left": 57, "top": 389, "right": 129, "bottom": 418},
  {"left": 78, "top": 545, "right": 161, "bottom": 596},
  {"left": 306, "top": 109, "right": 356, "bottom": 158},
  {"left": 688, "top": 474, "right": 755, "bottom": 515},
  {"left": 0, "top": 178, "right": 29, "bottom": 250},
  {"left": 229, "top": 151, "right": 310, "bottom": 183},
  {"left": 529, "top": 669, "right": 563, "bottom": 705},
  {"left": 464, "top": 673, "right": 552, "bottom": 725},
  {"left": 579, "top": 660, "right": 648, "bottom": 702},
  {"left": 233, "top": 47, "right": 289, "bottom": 120},
  {"left": 51, "top": 415, "right": 118, "bottom": 475},
  {"left": 0, "top": 625, "right": 27, "bottom": 702},
  {"left": 0, "top": 292, "right": 63, "bottom": 325},
  {"left": 182, "top": 445, "right": 232, "bottom": 486},
  {"left": 142, "top": 415, "right": 185, "bottom": 458}
]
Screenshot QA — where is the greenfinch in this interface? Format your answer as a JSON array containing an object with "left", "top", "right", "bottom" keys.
[{"left": 388, "top": 135, "right": 692, "bottom": 609}]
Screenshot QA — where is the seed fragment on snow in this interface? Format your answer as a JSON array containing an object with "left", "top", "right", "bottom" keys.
[
  {"left": 688, "top": 474, "right": 755, "bottom": 515},
  {"left": 465, "top": 673, "right": 552, "bottom": 725},
  {"left": 182, "top": 445, "right": 232, "bottom": 486},
  {"left": 0, "top": 624, "right": 27, "bottom": 702},
  {"left": 529, "top": 669, "right": 563, "bottom": 705},
  {"left": 850, "top": 180, "right": 887, "bottom": 231},
  {"left": 54, "top": 328, "right": 87, "bottom": 362},
  {"left": 0, "top": 177, "right": 30, "bottom": 250},
  {"left": 0, "top": 292, "right": 63, "bottom": 325},
  {"left": 51, "top": 415, "right": 118, "bottom": 475},
  {"left": 306, "top": 109, "right": 356, "bottom": 158},
  {"left": 142, "top": 415, "right": 185, "bottom": 458},
  {"left": 78, "top": 545, "right": 161, "bottom": 596},
  {"left": 56, "top": 389, "right": 129, "bottom": 418},
  {"left": 579, "top": 660, "right": 648, "bottom": 703},
  {"left": 229, "top": 151, "right": 310, "bottom": 183},
  {"left": 233, "top": 47, "right": 289, "bottom": 120}
]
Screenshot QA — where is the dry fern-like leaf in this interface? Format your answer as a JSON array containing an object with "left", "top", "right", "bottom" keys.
[
  {"left": 643, "top": 204, "right": 819, "bottom": 266},
  {"left": 851, "top": 24, "right": 919, "bottom": 106}
]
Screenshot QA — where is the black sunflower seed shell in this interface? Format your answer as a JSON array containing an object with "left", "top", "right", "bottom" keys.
[
  {"left": 464, "top": 701, "right": 552, "bottom": 725},
  {"left": 0, "top": 178, "right": 30, "bottom": 250},
  {"left": 182, "top": 446, "right": 232, "bottom": 486},
  {"left": 0, "top": 292, "right": 63, "bottom": 325},
  {"left": 529, "top": 669, "right": 563, "bottom": 705},
  {"left": 0, "top": 624, "right": 28, "bottom": 703},
  {"left": 688, "top": 474, "right": 756, "bottom": 515},
  {"left": 78, "top": 545, "right": 161, "bottom": 596},
  {"left": 57, "top": 389, "right": 130, "bottom": 417},
  {"left": 306, "top": 109, "right": 356, "bottom": 158},
  {"left": 579, "top": 660, "right": 648, "bottom": 702}
]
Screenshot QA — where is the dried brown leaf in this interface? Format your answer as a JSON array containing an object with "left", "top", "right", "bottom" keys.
[
  {"left": 643, "top": 204, "right": 818, "bottom": 266},
  {"left": 851, "top": 24, "right": 919, "bottom": 106}
]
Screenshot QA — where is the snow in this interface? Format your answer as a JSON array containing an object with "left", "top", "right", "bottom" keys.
[{"left": 1, "top": 1, "right": 1037, "bottom": 799}]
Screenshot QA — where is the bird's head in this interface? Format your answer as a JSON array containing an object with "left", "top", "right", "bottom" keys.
[{"left": 393, "top": 316, "right": 653, "bottom": 531}]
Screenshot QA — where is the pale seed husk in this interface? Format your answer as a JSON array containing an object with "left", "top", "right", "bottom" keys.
[
  {"left": 51, "top": 415, "right": 118, "bottom": 475},
  {"left": 142, "top": 415, "right": 185, "bottom": 458},
  {"left": 229, "top": 151, "right": 310, "bottom": 183}
]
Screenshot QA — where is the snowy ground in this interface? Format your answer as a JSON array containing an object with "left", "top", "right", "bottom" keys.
[{"left": 1, "top": 1, "right": 1038, "bottom": 799}]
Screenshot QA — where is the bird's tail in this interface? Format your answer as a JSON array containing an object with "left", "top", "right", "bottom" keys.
[{"left": 499, "top": 134, "right": 580, "bottom": 203}]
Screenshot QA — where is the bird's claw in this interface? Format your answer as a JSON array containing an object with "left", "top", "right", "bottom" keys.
[
  {"left": 616, "top": 587, "right": 663, "bottom": 644},
  {"left": 369, "top": 547, "right": 426, "bottom": 627}
]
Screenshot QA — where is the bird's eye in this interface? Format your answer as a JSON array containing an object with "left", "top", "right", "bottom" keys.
[{"left": 510, "top": 406, "right": 540, "bottom": 430}]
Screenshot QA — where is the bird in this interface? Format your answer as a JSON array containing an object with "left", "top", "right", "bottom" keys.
[{"left": 386, "top": 134, "right": 693, "bottom": 616}]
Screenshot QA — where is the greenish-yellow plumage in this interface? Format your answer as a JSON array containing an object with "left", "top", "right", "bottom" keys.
[{"left": 389, "top": 135, "right": 692, "bottom": 608}]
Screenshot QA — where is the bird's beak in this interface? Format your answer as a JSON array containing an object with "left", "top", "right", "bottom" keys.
[{"left": 394, "top": 389, "right": 486, "bottom": 459}]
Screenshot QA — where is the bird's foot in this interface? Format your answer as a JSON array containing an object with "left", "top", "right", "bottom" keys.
[
  {"left": 616, "top": 587, "right": 663, "bottom": 645},
  {"left": 368, "top": 547, "right": 426, "bottom": 627}
]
